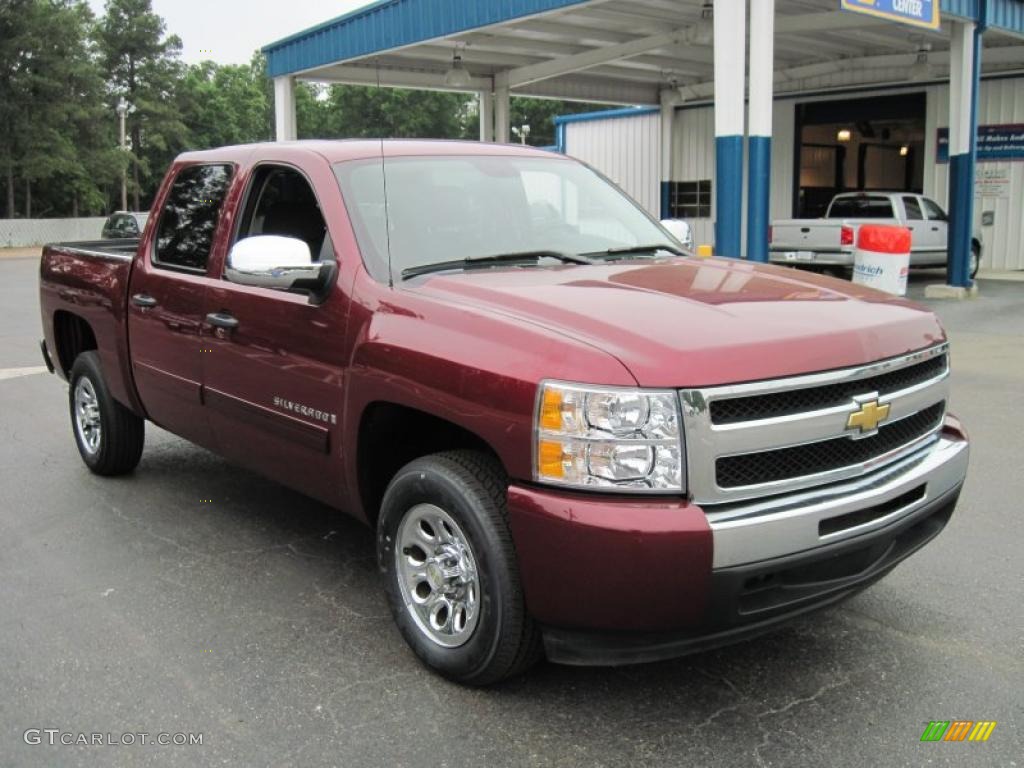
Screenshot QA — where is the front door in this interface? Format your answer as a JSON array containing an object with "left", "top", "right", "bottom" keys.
[
  {"left": 201, "top": 163, "right": 348, "bottom": 507},
  {"left": 920, "top": 196, "right": 950, "bottom": 266},
  {"left": 126, "top": 163, "right": 234, "bottom": 447}
]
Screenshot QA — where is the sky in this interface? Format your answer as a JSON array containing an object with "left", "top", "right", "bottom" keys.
[{"left": 86, "top": 0, "right": 373, "bottom": 65}]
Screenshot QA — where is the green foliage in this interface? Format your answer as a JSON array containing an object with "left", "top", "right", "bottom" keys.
[
  {"left": 1, "top": 0, "right": 116, "bottom": 217},
  {"left": 2, "top": 2, "right": 603, "bottom": 218},
  {"left": 97, "top": 0, "right": 188, "bottom": 210}
]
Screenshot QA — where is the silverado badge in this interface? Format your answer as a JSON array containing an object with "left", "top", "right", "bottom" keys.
[{"left": 846, "top": 396, "right": 890, "bottom": 437}]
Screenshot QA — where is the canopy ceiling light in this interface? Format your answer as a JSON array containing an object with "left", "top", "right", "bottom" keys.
[
  {"left": 444, "top": 50, "right": 471, "bottom": 88},
  {"left": 837, "top": 129, "right": 852, "bottom": 142}
]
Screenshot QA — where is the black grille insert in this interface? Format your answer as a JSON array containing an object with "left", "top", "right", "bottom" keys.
[
  {"left": 716, "top": 402, "right": 945, "bottom": 489},
  {"left": 710, "top": 353, "right": 947, "bottom": 425}
]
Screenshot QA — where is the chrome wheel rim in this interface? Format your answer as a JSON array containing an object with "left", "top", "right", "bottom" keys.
[
  {"left": 74, "top": 377, "right": 102, "bottom": 455},
  {"left": 395, "top": 503, "right": 480, "bottom": 648},
  {"left": 970, "top": 249, "right": 979, "bottom": 277}
]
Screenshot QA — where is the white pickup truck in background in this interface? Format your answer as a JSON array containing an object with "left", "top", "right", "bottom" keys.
[{"left": 769, "top": 192, "right": 981, "bottom": 278}]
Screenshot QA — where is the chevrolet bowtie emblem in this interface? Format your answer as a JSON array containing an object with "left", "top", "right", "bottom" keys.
[{"left": 847, "top": 398, "right": 890, "bottom": 434}]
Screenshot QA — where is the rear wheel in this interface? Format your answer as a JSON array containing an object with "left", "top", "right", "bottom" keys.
[
  {"left": 69, "top": 351, "right": 144, "bottom": 475},
  {"left": 377, "top": 450, "right": 541, "bottom": 685},
  {"left": 970, "top": 242, "right": 981, "bottom": 279}
]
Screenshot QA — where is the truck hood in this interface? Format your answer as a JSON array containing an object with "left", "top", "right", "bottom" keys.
[{"left": 408, "top": 258, "right": 946, "bottom": 387}]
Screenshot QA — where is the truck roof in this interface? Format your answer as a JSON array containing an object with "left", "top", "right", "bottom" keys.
[
  {"left": 177, "top": 139, "right": 559, "bottom": 165},
  {"left": 831, "top": 191, "right": 919, "bottom": 199}
]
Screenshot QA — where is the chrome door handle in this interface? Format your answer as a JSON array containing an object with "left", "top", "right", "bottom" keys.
[
  {"left": 205, "top": 312, "right": 239, "bottom": 330},
  {"left": 131, "top": 293, "right": 157, "bottom": 308}
]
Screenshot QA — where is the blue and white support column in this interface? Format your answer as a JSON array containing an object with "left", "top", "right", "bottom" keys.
[
  {"left": 746, "top": 0, "right": 774, "bottom": 262},
  {"left": 274, "top": 76, "right": 297, "bottom": 142},
  {"left": 713, "top": 0, "right": 746, "bottom": 257},
  {"left": 946, "top": 19, "right": 982, "bottom": 288}
]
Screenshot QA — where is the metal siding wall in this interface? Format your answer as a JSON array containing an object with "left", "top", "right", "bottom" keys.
[
  {"left": 672, "top": 106, "right": 717, "bottom": 247},
  {"left": 926, "top": 77, "right": 1024, "bottom": 271},
  {"left": 563, "top": 112, "right": 661, "bottom": 218},
  {"left": 771, "top": 101, "right": 795, "bottom": 222}
]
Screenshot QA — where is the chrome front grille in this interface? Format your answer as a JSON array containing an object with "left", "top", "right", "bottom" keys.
[
  {"left": 709, "top": 354, "right": 948, "bottom": 425},
  {"left": 715, "top": 402, "right": 945, "bottom": 488},
  {"left": 681, "top": 344, "right": 950, "bottom": 504}
]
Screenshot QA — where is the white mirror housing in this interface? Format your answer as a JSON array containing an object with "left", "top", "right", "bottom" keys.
[
  {"left": 226, "top": 235, "right": 321, "bottom": 290},
  {"left": 660, "top": 219, "right": 694, "bottom": 250}
]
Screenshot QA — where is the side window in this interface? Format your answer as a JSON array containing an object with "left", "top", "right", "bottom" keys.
[
  {"left": 922, "top": 198, "right": 948, "bottom": 222},
  {"left": 902, "top": 196, "right": 923, "bottom": 220},
  {"left": 154, "top": 164, "right": 233, "bottom": 271},
  {"left": 124, "top": 216, "right": 139, "bottom": 236},
  {"left": 236, "top": 166, "right": 329, "bottom": 262}
]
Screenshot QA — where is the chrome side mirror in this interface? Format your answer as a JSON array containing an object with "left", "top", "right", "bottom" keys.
[
  {"left": 226, "top": 235, "right": 329, "bottom": 294},
  {"left": 660, "top": 219, "right": 694, "bottom": 250}
]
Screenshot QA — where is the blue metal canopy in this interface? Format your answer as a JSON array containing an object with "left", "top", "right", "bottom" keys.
[{"left": 264, "top": 0, "right": 591, "bottom": 78}]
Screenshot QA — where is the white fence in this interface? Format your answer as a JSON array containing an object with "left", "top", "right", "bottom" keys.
[{"left": 0, "top": 218, "right": 107, "bottom": 248}]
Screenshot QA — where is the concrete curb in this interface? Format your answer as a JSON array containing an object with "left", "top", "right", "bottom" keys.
[{"left": 0, "top": 248, "right": 42, "bottom": 261}]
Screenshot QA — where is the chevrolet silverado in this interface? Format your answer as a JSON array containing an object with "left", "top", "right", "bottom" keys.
[{"left": 40, "top": 141, "right": 969, "bottom": 684}]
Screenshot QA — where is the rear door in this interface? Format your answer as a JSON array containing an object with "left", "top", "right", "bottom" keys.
[
  {"left": 126, "top": 163, "right": 234, "bottom": 447},
  {"left": 900, "top": 195, "right": 932, "bottom": 265},
  {"left": 201, "top": 161, "right": 349, "bottom": 507}
]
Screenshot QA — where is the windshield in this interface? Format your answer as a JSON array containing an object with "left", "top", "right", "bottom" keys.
[{"left": 334, "top": 155, "right": 678, "bottom": 282}]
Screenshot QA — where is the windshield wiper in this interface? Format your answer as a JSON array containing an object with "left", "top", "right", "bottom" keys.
[
  {"left": 401, "top": 250, "right": 595, "bottom": 280},
  {"left": 584, "top": 243, "right": 687, "bottom": 259}
]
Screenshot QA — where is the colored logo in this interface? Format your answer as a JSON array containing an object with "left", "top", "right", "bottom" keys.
[
  {"left": 840, "top": 0, "right": 940, "bottom": 31},
  {"left": 920, "top": 721, "right": 997, "bottom": 742},
  {"left": 846, "top": 397, "right": 890, "bottom": 435}
]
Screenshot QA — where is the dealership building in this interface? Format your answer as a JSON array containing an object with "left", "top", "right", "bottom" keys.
[{"left": 263, "top": 0, "right": 1024, "bottom": 283}]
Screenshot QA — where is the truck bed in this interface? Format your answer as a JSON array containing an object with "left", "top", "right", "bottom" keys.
[
  {"left": 45, "top": 238, "right": 141, "bottom": 260},
  {"left": 39, "top": 239, "right": 143, "bottom": 414}
]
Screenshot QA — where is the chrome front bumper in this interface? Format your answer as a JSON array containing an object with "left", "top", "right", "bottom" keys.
[
  {"left": 705, "top": 431, "right": 969, "bottom": 568},
  {"left": 769, "top": 250, "right": 854, "bottom": 266}
]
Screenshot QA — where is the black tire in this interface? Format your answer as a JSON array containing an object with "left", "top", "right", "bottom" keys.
[
  {"left": 377, "top": 450, "right": 541, "bottom": 685},
  {"left": 970, "top": 242, "right": 981, "bottom": 279},
  {"left": 69, "top": 351, "right": 145, "bottom": 476}
]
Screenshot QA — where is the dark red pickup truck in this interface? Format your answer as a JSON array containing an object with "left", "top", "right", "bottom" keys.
[{"left": 40, "top": 140, "right": 969, "bottom": 684}]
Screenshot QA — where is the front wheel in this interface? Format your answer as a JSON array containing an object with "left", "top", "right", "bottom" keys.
[
  {"left": 377, "top": 450, "right": 540, "bottom": 685},
  {"left": 69, "top": 351, "right": 145, "bottom": 475},
  {"left": 970, "top": 243, "right": 981, "bottom": 279}
]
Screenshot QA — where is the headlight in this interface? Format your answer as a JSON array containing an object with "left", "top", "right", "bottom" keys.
[{"left": 534, "top": 381, "right": 684, "bottom": 493}]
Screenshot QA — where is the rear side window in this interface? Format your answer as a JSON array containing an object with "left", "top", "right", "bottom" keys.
[
  {"left": 154, "top": 164, "right": 233, "bottom": 271},
  {"left": 827, "top": 197, "right": 894, "bottom": 218},
  {"left": 902, "top": 196, "right": 923, "bottom": 220}
]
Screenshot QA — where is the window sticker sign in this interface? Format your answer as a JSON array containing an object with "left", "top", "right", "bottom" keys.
[
  {"left": 937, "top": 124, "right": 1024, "bottom": 163},
  {"left": 839, "top": 0, "right": 939, "bottom": 30},
  {"left": 975, "top": 168, "right": 1011, "bottom": 199}
]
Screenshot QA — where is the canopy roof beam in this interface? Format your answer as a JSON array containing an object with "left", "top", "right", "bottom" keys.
[{"left": 504, "top": 29, "right": 688, "bottom": 87}]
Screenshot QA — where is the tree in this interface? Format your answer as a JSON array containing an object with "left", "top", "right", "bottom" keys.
[
  {"left": 176, "top": 56, "right": 274, "bottom": 149},
  {"left": 0, "top": 0, "right": 112, "bottom": 218},
  {"left": 98, "top": 0, "right": 187, "bottom": 210}
]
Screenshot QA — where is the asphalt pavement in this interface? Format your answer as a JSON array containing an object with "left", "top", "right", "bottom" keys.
[{"left": 1, "top": 254, "right": 1021, "bottom": 767}]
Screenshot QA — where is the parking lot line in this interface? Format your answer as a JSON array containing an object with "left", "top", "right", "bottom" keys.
[{"left": 0, "top": 367, "right": 49, "bottom": 381}]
